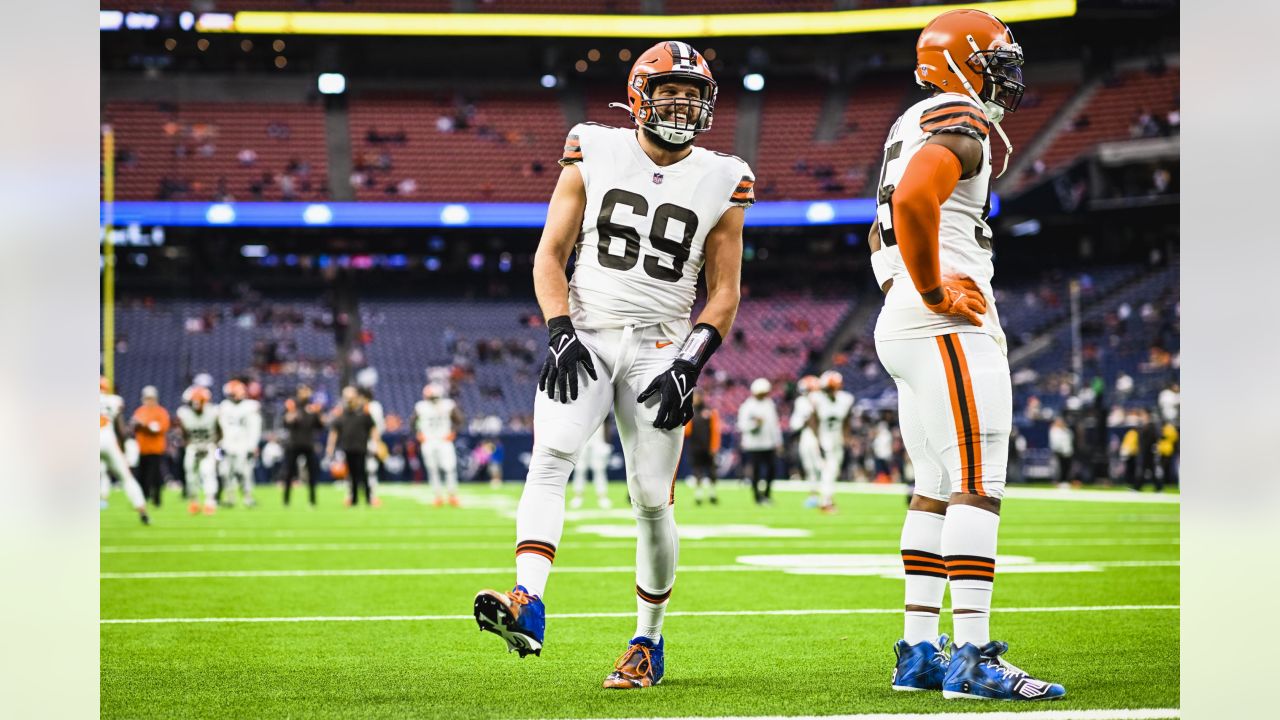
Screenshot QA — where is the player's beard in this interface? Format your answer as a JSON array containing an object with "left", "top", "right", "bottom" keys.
[{"left": 641, "top": 124, "right": 695, "bottom": 153}]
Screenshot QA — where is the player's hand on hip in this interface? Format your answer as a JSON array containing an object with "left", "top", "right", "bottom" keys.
[
  {"left": 637, "top": 360, "right": 699, "bottom": 430},
  {"left": 538, "top": 316, "right": 598, "bottom": 403},
  {"left": 922, "top": 274, "right": 988, "bottom": 326}
]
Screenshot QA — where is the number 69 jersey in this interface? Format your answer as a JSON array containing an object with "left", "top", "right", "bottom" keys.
[
  {"left": 872, "top": 92, "right": 1005, "bottom": 349},
  {"left": 560, "top": 122, "right": 754, "bottom": 335}
]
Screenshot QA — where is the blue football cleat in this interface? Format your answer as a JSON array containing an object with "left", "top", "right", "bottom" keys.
[
  {"left": 603, "top": 636, "right": 664, "bottom": 689},
  {"left": 943, "top": 641, "right": 1066, "bottom": 701},
  {"left": 892, "top": 634, "right": 949, "bottom": 691},
  {"left": 473, "top": 585, "right": 545, "bottom": 658}
]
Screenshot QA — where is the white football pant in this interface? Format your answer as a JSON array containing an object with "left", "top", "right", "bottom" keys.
[
  {"left": 422, "top": 439, "right": 458, "bottom": 498},
  {"left": 876, "top": 332, "right": 1011, "bottom": 500},
  {"left": 797, "top": 428, "right": 823, "bottom": 493},
  {"left": 221, "top": 449, "right": 256, "bottom": 503},
  {"left": 573, "top": 439, "right": 611, "bottom": 503},
  {"left": 184, "top": 446, "right": 219, "bottom": 508},
  {"left": 100, "top": 426, "right": 146, "bottom": 510}
]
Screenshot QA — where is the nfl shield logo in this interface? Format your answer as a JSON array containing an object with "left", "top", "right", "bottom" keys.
[{"left": 652, "top": 172, "right": 664, "bottom": 185}]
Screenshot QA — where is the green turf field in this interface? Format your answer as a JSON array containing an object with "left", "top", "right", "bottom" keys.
[{"left": 101, "top": 481, "right": 1179, "bottom": 719}]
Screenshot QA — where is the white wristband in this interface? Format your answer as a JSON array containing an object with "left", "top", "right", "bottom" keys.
[{"left": 870, "top": 249, "right": 895, "bottom": 291}]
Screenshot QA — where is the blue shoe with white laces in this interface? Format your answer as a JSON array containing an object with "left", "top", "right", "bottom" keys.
[
  {"left": 943, "top": 640, "right": 1066, "bottom": 701},
  {"left": 891, "top": 634, "right": 949, "bottom": 691},
  {"left": 473, "top": 585, "right": 545, "bottom": 658},
  {"left": 603, "top": 636, "right": 664, "bottom": 689}
]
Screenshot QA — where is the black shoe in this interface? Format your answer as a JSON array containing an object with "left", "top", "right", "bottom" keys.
[
  {"left": 140, "top": 513, "right": 151, "bottom": 526},
  {"left": 709, "top": 496, "right": 719, "bottom": 505}
]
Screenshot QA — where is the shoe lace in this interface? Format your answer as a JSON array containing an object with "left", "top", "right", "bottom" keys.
[
  {"left": 611, "top": 643, "right": 652, "bottom": 678},
  {"left": 980, "top": 642, "right": 1026, "bottom": 680},
  {"left": 506, "top": 589, "right": 533, "bottom": 607}
]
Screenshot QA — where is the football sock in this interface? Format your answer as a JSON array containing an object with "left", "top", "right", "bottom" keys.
[
  {"left": 445, "top": 466, "right": 458, "bottom": 495},
  {"left": 634, "top": 503, "right": 678, "bottom": 642},
  {"left": 425, "top": 462, "right": 441, "bottom": 499},
  {"left": 900, "top": 508, "right": 946, "bottom": 644},
  {"left": 942, "top": 503, "right": 1000, "bottom": 647},
  {"left": 514, "top": 447, "right": 572, "bottom": 598}
]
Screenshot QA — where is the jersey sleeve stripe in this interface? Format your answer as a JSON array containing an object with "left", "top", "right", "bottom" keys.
[
  {"left": 921, "top": 111, "right": 990, "bottom": 134},
  {"left": 920, "top": 101, "right": 981, "bottom": 120},
  {"left": 560, "top": 132, "right": 584, "bottom": 166},
  {"left": 730, "top": 174, "right": 756, "bottom": 206}
]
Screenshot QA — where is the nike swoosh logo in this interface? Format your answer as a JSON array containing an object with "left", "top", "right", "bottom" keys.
[{"left": 655, "top": 341, "right": 673, "bottom": 348}]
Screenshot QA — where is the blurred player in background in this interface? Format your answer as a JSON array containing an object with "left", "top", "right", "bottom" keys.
[
  {"left": 683, "top": 389, "right": 721, "bottom": 506},
  {"left": 178, "top": 385, "right": 220, "bottom": 515},
  {"left": 100, "top": 376, "right": 150, "bottom": 524},
  {"left": 474, "top": 40, "right": 751, "bottom": 690},
  {"left": 870, "top": 9, "right": 1064, "bottom": 700},
  {"left": 812, "top": 370, "right": 853, "bottom": 513},
  {"left": 281, "top": 385, "right": 324, "bottom": 507},
  {"left": 217, "top": 379, "right": 262, "bottom": 508},
  {"left": 131, "top": 385, "right": 170, "bottom": 507},
  {"left": 571, "top": 417, "right": 613, "bottom": 509},
  {"left": 790, "top": 374, "right": 824, "bottom": 508},
  {"left": 411, "top": 383, "right": 463, "bottom": 507},
  {"left": 360, "top": 386, "right": 387, "bottom": 508},
  {"left": 737, "top": 378, "right": 782, "bottom": 506}
]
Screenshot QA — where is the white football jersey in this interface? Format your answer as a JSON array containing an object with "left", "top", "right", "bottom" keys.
[
  {"left": 217, "top": 398, "right": 262, "bottom": 452},
  {"left": 560, "top": 122, "right": 754, "bottom": 336},
  {"left": 789, "top": 392, "right": 817, "bottom": 434},
  {"left": 100, "top": 393, "right": 124, "bottom": 424},
  {"left": 177, "top": 404, "right": 219, "bottom": 450},
  {"left": 414, "top": 398, "right": 457, "bottom": 442},
  {"left": 872, "top": 92, "right": 1004, "bottom": 348},
  {"left": 812, "top": 390, "right": 855, "bottom": 447}
]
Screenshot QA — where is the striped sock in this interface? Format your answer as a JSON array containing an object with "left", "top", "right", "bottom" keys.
[
  {"left": 515, "top": 540, "right": 556, "bottom": 598},
  {"left": 942, "top": 504, "right": 1000, "bottom": 648},
  {"left": 900, "top": 509, "right": 947, "bottom": 644}
]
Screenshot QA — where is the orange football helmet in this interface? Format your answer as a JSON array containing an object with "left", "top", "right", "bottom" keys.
[
  {"left": 223, "top": 379, "right": 247, "bottom": 400},
  {"left": 819, "top": 370, "right": 844, "bottom": 392},
  {"left": 186, "top": 385, "right": 212, "bottom": 407},
  {"left": 100, "top": 375, "right": 112, "bottom": 394},
  {"left": 915, "top": 9, "right": 1024, "bottom": 116},
  {"left": 799, "top": 375, "right": 820, "bottom": 394},
  {"left": 611, "top": 40, "right": 717, "bottom": 146}
]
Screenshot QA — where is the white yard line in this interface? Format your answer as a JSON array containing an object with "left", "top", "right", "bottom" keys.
[
  {"left": 571, "top": 709, "right": 1179, "bottom": 720},
  {"left": 101, "top": 603, "right": 1179, "bottom": 625},
  {"left": 99, "top": 536, "right": 1177, "bottom": 553},
  {"left": 100, "top": 559, "right": 1179, "bottom": 580},
  {"left": 764, "top": 480, "right": 1181, "bottom": 504}
]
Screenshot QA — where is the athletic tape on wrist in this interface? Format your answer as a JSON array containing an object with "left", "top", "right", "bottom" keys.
[
  {"left": 870, "top": 249, "right": 895, "bottom": 291},
  {"left": 676, "top": 323, "right": 723, "bottom": 370}
]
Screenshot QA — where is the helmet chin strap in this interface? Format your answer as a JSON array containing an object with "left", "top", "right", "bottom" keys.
[
  {"left": 609, "top": 101, "right": 697, "bottom": 145},
  {"left": 943, "top": 44, "right": 1013, "bottom": 179}
]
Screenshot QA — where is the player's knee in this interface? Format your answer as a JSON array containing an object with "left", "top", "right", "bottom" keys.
[{"left": 531, "top": 443, "right": 578, "bottom": 465}]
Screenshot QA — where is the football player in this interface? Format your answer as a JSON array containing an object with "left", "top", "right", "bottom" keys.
[
  {"left": 360, "top": 386, "right": 387, "bottom": 508},
  {"left": 870, "top": 9, "right": 1064, "bottom": 700},
  {"left": 411, "top": 383, "right": 462, "bottom": 507},
  {"left": 177, "top": 385, "right": 220, "bottom": 515},
  {"left": 811, "top": 370, "right": 853, "bottom": 513},
  {"left": 789, "top": 374, "right": 824, "bottom": 508},
  {"left": 217, "top": 379, "right": 262, "bottom": 508},
  {"left": 99, "top": 376, "right": 150, "bottom": 524},
  {"left": 473, "top": 40, "right": 751, "bottom": 690},
  {"left": 571, "top": 417, "right": 613, "bottom": 510}
]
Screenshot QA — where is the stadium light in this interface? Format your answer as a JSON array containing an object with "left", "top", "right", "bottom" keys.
[
  {"left": 540, "top": 74, "right": 558, "bottom": 89},
  {"left": 743, "top": 73, "right": 765, "bottom": 92},
  {"left": 317, "top": 73, "right": 346, "bottom": 95}
]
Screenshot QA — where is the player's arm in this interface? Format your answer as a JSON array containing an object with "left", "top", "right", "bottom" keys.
[
  {"left": 868, "top": 219, "right": 893, "bottom": 294},
  {"left": 533, "top": 164, "right": 598, "bottom": 402},
  {"left": 533, "top": 164, "right": 586, "bottom": 323},
  {"left": 890, "top": 131, "right": 987, "bottom": 324},
  {"left": 693, "top": 205, "right": 744, "bottom": 337}
]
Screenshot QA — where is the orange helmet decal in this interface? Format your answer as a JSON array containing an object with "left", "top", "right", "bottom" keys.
[
  {"left": 614, "top": 41, "right": 717, "bottom": 145},
  {"left": 915, "top": 9, "right": 1024, "bottom": 115}
]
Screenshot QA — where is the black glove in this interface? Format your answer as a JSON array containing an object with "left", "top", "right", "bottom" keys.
[
  {"left": 638, "top": 360, "right": 699, "bottom": 430},
  {"left": 538, "top": 316, "right": 597, "bottom": 403}
]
